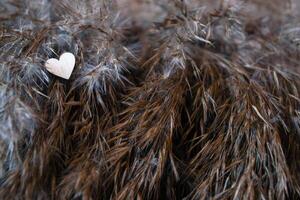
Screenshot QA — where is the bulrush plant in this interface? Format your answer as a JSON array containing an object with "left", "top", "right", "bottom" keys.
[{"left": 0, "top": 0, "right": 300, "bottom": 199}]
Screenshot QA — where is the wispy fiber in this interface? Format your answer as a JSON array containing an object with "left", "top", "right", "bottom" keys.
[{"left": 0, "top": 0, "right": 300, "bottom": 199}]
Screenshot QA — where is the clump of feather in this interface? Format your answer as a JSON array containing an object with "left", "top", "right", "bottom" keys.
[{"left": 0, "top": 0, "right": 300, "bottom": 199}]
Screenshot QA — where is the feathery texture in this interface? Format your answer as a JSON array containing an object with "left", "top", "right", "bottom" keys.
[{"left": 0, "top": 0, "right": 300, "bottom": 199}]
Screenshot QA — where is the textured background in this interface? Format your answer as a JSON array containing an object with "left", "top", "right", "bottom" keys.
[{"left": 0, "top": 0, "right": 300, "bottom": 199}]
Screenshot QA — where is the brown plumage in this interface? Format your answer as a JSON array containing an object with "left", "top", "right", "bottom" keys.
[{"left": 0, "top": 0, "right": 300, "bottom": 199}]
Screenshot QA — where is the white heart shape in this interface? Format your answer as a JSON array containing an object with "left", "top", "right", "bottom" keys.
[{"left": 45, "top": 52, "right": 75, "bottom": 79}]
